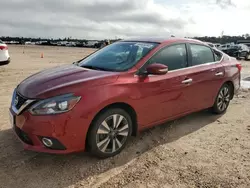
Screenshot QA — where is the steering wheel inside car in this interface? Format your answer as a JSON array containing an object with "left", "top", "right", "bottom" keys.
[{"left": 115, "top": 55, "right": 124, "bottom": 62}]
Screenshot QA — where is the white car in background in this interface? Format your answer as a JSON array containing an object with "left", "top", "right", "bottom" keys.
[
  {"left": 217, "top": 43, "right": 233, "bottom": 51},
  {"left": 0, "top": 40, "right": 10, "bottom": 64},
  {"left": 206, "top": 42, "right": 221, "bottom": 49}
]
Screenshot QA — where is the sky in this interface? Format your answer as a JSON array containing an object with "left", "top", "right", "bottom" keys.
[{"left": 1, "top": 0, "right": 250, "bottom": 39}]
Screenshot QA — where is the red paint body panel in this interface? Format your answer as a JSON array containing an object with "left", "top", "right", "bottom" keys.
[{"left": 10, "top": 38, "right": 241, "bottom": 154}]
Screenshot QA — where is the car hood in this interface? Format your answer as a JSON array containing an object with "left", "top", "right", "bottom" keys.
[{"left": 17, "top": 64, "right": 119, "bottom": 98}]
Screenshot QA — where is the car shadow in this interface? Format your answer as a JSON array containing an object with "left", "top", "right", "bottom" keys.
[{"left": 0, "top": 109, "right": 221, "bottom": 188}]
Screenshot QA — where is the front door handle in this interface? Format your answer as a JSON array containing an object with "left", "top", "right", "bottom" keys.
[
  {"left": 215, "top": 72, "right": 224, "bottom": 76},
  {"left": 182, "top": 78, "right": 193, "bottom": 84}
]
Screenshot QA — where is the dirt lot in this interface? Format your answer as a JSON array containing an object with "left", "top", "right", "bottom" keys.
[{"left": 0, "top": 45, "right": 250, "bottom": 188}]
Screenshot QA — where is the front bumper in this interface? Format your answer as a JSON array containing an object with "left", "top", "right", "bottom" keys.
[{"left": 9, "top": 107, "right": 90, "bottom": 154}]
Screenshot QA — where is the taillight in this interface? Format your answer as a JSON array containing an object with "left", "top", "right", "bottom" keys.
[
  {"left": 0, "top": 45, "right": 8, "bottom": 50},
  {"left": 236, "top": 63, "right": 242, "bottom": 72}
]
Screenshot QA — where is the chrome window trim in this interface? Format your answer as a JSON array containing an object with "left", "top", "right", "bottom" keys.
[
  {"left": 134, "top": 42, "right": 224, "bottom": 77},
  {"left": 134, "top": 60, "right": 222, "bottom": 77}
]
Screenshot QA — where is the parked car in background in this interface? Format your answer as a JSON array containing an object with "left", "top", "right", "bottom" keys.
[
  {"left": 245, "top": 43, "right": 250, "bottom": 49},
  {"left": 214, "top": 43, "right": 221, "bottom": 48},
  {"left": 0, "top": 40, "right": 10, "bottom": 64},
  {"left": 235, "top": 44, "right": 250, "bottom": 60},
  {"left": 206, "top": 42, "right": 217, "bottom": 48},
  {"left": 65, "top": 42, "right": 76, "bottom": 47},
  {"left": 84, "top": 40, "right": 99, "bottom": 48},
  {"left": 221, "top": 44, "right": 250, "bottom": 60},
  {"left": 206, "top": 42, "right": 219, "bottom": 49},
  {"left": 9, "top": 37, "right": 241, "bottom": 158},
  {"left": 223, "top": 45, "right": 240, "bottom": 58}
]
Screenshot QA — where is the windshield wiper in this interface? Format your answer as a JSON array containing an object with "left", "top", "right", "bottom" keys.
[{"left": 81, "top": 65, "right": 113, "bottom": 71}]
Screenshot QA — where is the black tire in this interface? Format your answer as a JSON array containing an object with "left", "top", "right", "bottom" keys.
[
  {"left": 245, "top": 53, "right": 250, "bottom": 61},
  {"left": 87, "top": 108, "right": 132, "bottom": 158},
  {"left": 212, "top": 83, "right": 233, "bottom": 114}
]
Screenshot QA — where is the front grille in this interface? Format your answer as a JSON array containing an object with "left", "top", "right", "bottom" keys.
[
  {"left": 14, "top": 126, "right": 33, "bottom": 145},
  {"left": 14, "top": 92, "right": 27, "bottom": 110}
]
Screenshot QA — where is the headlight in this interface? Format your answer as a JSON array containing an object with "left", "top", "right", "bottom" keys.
[{"left": 29, "top": 94, "right": 81, "bottom": 115}]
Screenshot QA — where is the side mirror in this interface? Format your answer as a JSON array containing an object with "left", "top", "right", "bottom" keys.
[{"left": 145, "top": 63, "right": 168, "bottom": 75}]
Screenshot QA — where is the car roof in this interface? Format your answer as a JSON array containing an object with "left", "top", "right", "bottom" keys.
[{"left": 121, "top": 37, "right": 204, "bottom": 45}]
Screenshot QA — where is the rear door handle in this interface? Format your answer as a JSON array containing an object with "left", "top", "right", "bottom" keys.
[
  {"left": 215, "top": 72, "right": 224, "bottom": 76},
  {"left": 182, "top": 78, "right": 193, "bottom": 84}
]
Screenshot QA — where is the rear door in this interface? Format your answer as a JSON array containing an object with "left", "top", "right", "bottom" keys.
[{"left": 183, "top": 43, "right": 225, "bottom": 111}]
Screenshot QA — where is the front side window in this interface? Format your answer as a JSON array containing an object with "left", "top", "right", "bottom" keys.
[
  {"left": 190, "top": 44, "right": 214, "bottom": 66},
  {"left": 145, "top": 44, "right": 188, "bottom": 71},
  {"left": 78, "top": 41, "right": 158, "bottom": 72}
]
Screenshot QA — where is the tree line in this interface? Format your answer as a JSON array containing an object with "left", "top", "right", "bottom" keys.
[
  {"left": 193, "top": 34, "right": 250, "bottom": 44},
  {"left": 1, "top": 35, "right": 250, "bottom": 44}
]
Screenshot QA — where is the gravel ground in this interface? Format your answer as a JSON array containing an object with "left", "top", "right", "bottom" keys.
[{"left": 0, "top": 45, "right": 250, "bottom": 188}]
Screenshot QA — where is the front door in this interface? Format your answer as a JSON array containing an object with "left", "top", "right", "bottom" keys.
[{"left": 134, "top": 43, "right": 192, "bottom": 127}]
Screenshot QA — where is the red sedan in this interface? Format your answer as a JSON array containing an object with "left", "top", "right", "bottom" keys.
[{"left": 9, "top": 38, "right": 241, "bottom": 158}]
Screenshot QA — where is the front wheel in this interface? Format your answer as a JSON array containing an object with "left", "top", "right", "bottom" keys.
[
  {"left": 245, "top": 53, "right": 250, "bottom": 61},
  {"left": 212, "top": 84, "right": 232, "bottom": 114},
  {"left": 87, "top": 108, "right": 132, "bottom": 158}
]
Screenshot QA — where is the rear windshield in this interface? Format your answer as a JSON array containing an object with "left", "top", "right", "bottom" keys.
[{"left": 0, "top": 40, "right": 3, "bottom": 44}]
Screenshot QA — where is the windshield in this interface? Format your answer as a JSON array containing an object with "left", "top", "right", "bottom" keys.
[
  {"left": 78, "top": 41, "right": 158, "bottom": 71},
  {"left": 230, "top": 45, "right": 240, "bottom": 49}
]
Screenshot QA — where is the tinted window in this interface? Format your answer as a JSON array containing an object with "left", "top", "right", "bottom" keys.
[
  {"left": 214, "top": 50, "right": 223, "bottom": 61},
  {"left": 78, "top": 42, "right": 158, "bottom": 72},
  {"left": 146, "top": 44, "right": 187, "bottom": 71},
  {"left": 190, "top": 44, "right": 214, "bottom": 66}
]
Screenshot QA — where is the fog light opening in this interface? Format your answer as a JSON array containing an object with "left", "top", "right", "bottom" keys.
[{"left": 42, "top": 138, "right": 53, "bottom": 147}]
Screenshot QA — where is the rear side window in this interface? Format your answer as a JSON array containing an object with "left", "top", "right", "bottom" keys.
[
  {"left": 214, "top": 50, "right": 223, "bottom": 61},
  {"left": 147, "top": 44, "right": 188, "bottom": 71},
  {"left": 190, "top": 44, "right": 214, "bottom": 66}
]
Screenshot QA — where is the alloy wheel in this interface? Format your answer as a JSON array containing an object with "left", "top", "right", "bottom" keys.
[
  {"left": 217, "top": 86, "right": 230, "bottom": 112},
  {"left": 96, "top": 114, "right": 129, "bottom": 153}
]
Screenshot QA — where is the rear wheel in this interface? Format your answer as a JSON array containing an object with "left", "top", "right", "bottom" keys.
[
  {"left": 212, "top": 84, "right": 233, "bottom": 114},
  {"left": 87, "top": 108, "right": 132, "bottom": 158}
]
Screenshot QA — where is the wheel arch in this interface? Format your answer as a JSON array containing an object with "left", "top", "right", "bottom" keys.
[
  {"left": 223, "top": 80, "right": 235, "bottom": 100},
  {"left": 85, "top": 102, "right": 138, "bottom": 150}
]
